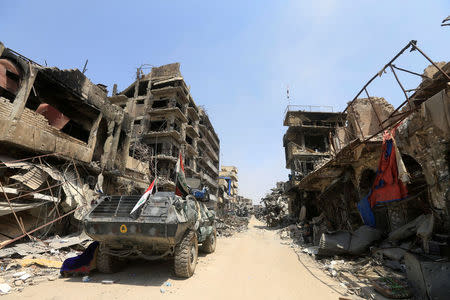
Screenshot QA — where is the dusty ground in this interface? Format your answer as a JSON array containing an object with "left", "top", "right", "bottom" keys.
[{"left": 3, "top": 217, "right": 341, "bottom": 300}]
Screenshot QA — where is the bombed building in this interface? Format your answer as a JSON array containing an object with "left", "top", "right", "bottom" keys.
[
  {"left": 111, "top": 63, "right": 220, "bottom": 200},
  {"left": 218, "top": 165, "right": 239, "bottom": 211},
  {"left": 274, "top": 41, "right": 450, "bottom": 298},
  {"left": 0, "top": 42, "right": 220, "bottom": 247}
]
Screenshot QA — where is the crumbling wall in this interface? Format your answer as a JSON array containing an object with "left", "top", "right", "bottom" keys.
[
  {"left": 347, "top": 97, "right": 395, "bottom": 139},
  {"left": 396, "top": 87, "right": 450, "bottom": 230}
]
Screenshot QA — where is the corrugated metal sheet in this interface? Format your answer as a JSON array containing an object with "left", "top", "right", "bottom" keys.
[{"left": 11, "top": 166, "right": 47, "bottom": 190}]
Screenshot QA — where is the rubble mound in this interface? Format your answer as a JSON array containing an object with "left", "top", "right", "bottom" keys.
[
  {"left": 216, "top": 215, "right": 249, "bottom": 237},
  {"left": 260, "top": 183, "right": 290, "bottom": 227}
]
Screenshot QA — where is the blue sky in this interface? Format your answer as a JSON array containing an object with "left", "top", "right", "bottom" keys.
[{"left": 2, "top": 1, "right": 449, "bottom": 203}]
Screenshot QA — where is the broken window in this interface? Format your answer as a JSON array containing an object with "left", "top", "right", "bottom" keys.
[
  {"left": 152, "top": 99, "right": 169, "bottom": 109},
  {"left": 60, "top": 119, "right": 90, "bottom": 143},
  {"left": 186, "top": 135, "right": 193, "bottom": 145},
  {"left": 305, "top": 135, "right": 327, "bottom": 152},
  {"left": 150, "top": 120, "right": 165, "bottom": 131},
  {"left": 147, "top": 143, "right": 163, "bottom": 155}
]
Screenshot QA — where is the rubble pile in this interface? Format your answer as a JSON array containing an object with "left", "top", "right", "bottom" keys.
[
  {"left": 216, "top": 215, "right": 249, "bottom": 237},
  {"left": 277, "top": 211, "right": 450, "bottom": 299},
  {"left": 260, "top": 182, "right": 290, "bottom": 227},
  {"left": 0, "top": 234, "right": 92, "bottom": 295},
  {"left": 235, "top": 202, "right": 250, "bottom": 217},
  {"left": 278, "top": 50, "right": 450, "bottom": 298}
]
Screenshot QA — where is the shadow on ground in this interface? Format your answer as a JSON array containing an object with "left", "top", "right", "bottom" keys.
[{"left": 63, "top": 255, "right": 205, "bottom": 287}]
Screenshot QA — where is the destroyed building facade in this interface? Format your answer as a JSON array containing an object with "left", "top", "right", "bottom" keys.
[
  {"left": 0, "top": 42, "right": 220, "bottom": 247},
  {"left": 283, "top": 106, "right": 345, "bottom": 182},
  {"left": 218, "top": 165, "right": 239, "bottom": 210},
  {"left": 283, "top": 107, "right": 345, "bottom": 216},
  {"left": 113, "top": 63, "right": 220, "bottom": 202},
  {"left": 276, "top": 41, "right": 450, "bottom": 298}
]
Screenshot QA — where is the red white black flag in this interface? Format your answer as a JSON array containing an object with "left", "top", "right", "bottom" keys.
[
  {"left": 130, "top": 178, "right": 156, "bottom": 215},
  {"left": 175, "top": 151, "right": 189, "bottom": 197}
]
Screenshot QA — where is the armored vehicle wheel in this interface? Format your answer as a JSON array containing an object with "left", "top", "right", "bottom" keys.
[
  {"left": 200, "top": 227, "right": 216, "bottom": 253},
  {"left": 96, "top": 246, "right": 122, "bottom": 274},
  {"left": 174, "top": 230, "right": 198, "bottom": 278}
]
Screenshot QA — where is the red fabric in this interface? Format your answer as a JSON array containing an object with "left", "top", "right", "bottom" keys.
[{"left": 369, "top": 139, "right": 408, "bottom": 208}]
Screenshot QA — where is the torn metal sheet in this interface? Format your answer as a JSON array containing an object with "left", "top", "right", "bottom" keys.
[
  {"left": 0, "top": 201, "right": 47, "bottom": 216},
  {"left": 0, "top": 234, "right": 91, "bottom": 258},
  {"left": 0, "top": 156, "right": 35, "bottom": 170}
]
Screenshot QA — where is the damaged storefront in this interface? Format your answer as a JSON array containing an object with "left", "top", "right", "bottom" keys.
[{"left": 275, "top": 41, "right": 450, "bottom": 299}]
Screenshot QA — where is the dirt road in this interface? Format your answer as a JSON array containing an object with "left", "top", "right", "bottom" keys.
[{"left": 5, "top": 217, "right": 340, "bottom": 300}]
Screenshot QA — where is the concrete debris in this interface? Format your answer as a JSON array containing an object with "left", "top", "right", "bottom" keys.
[
  {"left": 216, "top": 215, "right": 249, "bottom": 237},
  {"left": 0, "top": 232, "right": 94, "bottom": 295},
  {"left": 0, "top": 233, "right": 91, "bottom": 258},
  {"left": 0, "top": 283, "right": 11, "bottom": 294},
  {"left": 260, "top": 182, "right": 291, "bottom": 227}
]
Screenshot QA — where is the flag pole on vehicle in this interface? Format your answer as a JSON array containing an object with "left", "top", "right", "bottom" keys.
[
  {"left": 175, "top": 150, "right": 189, "bottom": 197},
  {"left": 130, "top": 177, "right": 157, "bottom": 216}
]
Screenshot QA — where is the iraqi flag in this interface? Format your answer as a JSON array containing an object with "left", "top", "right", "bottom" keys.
[
  {"left": 130, "top": 178, "right": 156, "bottom": 216},
  {"left": 175, "top": 151, "right": 189, "bottom": 197}
]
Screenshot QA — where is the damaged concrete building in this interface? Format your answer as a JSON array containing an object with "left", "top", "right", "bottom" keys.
[
  {"left": 111, "top": 63, "right": 220, "bottom": 203},
  {"left": 218, "top": 165, "right": 239, "bottom": 211},
  {"left": 279, "top": 41, "right": 450, "bottom": 298},
  {"left": 283, "top": 106, "right": 346, "bottom": 216},
  {"left": 0, "top": 42, "right": 220, "bottom": 247}
]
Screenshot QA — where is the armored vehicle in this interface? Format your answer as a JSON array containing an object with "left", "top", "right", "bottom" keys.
[{"left": 83, "top": 191, "right": 216, "bottom": 278}]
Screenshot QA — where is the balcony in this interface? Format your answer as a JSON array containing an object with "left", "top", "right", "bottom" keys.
[
  {"left": 202, "top": 172, "right": 218, "bottom": 188},
  {"left": 186, "top": 124, "right": 199, "bottom": 138},
  {"left": 205, "top": 159, "right": 219, "bottom": 175},
  {"left": 147, "top": 107, "right": 188, "bottom": 123},
  {"left": 143, "top": 129, "right": 183, "bottom": 143}
]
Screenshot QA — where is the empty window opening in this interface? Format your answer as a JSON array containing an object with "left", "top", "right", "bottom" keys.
[
  {"left": 186, "top": 135, "right": 193, "bottom": 145},
  {"left": 173, "top": 121, "right": 180, "bottom": 132},
  {"left": 152, "top": 99, "right": 169, "bottom": 109},
  {"left": 60, "top": 120, "right": 90, "bottom": 143},
  {"left": 138, "top": 81, "right": 147, "bottom": 96},
  {"left": 147, "top": 143, "right": 163, "bottom": 156},
  {"left": 305, "top": 135, "right": 327, "bottom": 152},
  {"left": 150, "top": 120, "right": 165, "bottom": 131}
]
